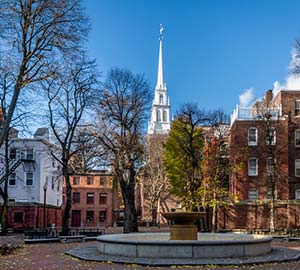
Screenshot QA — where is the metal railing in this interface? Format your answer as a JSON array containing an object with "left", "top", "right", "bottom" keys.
[{"left": 24, "top": 228, "right": 104, "bottom": 239}]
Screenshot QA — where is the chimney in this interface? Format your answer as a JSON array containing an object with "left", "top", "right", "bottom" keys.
[
  {"left": 34, "top": 128, "right": 49, "bottom": 141},
  {"left": 264, "top": 89, "right": 273, "bottom": 107}
]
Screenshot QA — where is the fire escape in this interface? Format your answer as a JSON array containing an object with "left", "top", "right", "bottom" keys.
[{"left": 0, "top": 156, "right": 35, "bottom": 185}]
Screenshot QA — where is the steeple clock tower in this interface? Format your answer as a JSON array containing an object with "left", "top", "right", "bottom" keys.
[{"left": 148, "top": 24, "right": 171, "bottom": 135}]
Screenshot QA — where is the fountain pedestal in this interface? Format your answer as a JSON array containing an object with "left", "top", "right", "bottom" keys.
[{"left": 161, "top": 212, "right": 205, "bottom": 240}]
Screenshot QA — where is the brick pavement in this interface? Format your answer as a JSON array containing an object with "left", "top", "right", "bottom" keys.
[{"left": 1, "top": 228, "right": 300, "bottom": 270}]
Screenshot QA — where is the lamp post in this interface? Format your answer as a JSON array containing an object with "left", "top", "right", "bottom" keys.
[{"left": 43, "top": 183, "right": 47, "bottom": 229}]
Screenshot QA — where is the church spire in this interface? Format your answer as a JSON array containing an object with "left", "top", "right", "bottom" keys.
[
  {"left": 156, "top": 24, "right": 165, "bottom": 90},
  {"left": 147, "top": 24, "right": 171, "bottom": 135}
]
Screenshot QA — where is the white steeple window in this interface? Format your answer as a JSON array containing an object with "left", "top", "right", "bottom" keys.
[
  {"left": 163, "top": 110, "right": 167, "bottom": 122},
  {"left": 159, "top": 94, "right": 163, "bottom": 104},
  {"left": 156, "top": 110, "right": 161, "bottom": 122}
]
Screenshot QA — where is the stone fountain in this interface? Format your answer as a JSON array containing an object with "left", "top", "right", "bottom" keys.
[
  {"left": 161, "top": 211, "right": 205, "bottom": 240},
  {"left": 96, "top": 211, "right": 272, "bottom": 260}
]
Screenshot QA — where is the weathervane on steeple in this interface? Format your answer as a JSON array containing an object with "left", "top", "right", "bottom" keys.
[{"left": 159, "top": 24, "right": 164, "bottom": 40}]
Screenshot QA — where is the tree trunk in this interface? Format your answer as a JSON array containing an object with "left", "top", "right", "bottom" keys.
[
  {"left": 212, "top": 203, "right": 217, "bottom": 233},
  {"left": 62, "top": 171, "right": 72, "bottom": 236},
  {"left": 123, "top": 194, "right": 138, "bottom": 233},
  {"left": 0, "top": 134, "right": 10, "bottom": 234},
  {"left": 119, "top": 175, "right": 138, "bottom": 233}
]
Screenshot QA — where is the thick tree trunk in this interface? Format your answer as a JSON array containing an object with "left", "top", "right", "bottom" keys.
[
  {"left": 119, "top": 173, "right": 138, "bottom": 233},
  {"left": 62, "top": 170, "right": 72, "bottom": 236},
  {"left": 123, "top": 194, "right": 138, "bottom": 233}
]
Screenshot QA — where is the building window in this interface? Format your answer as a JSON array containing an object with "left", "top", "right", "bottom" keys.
[
  {"left": 57, "top": 178, "right": 60, "bottom": 192},
  {"left": 86, "top": 211, "right": 94, "bottom": 223},
  {"left": 9, "top": 148, "right": 17, "bottom": 159},
  {"left": 296, "top": 159, "right": 300, "bottom": 177},
  {"left": 248, "top": 128, "right": 257, "bottom": 146},
  {"left": 87, "top": 192, "right": 94, "bottom": 204},
  {"left": 163, "top": 110, "right": 167, "bottom": 122},
  {"left": 100, "top": 176, "right": 106, "bottom": 186},
  {"left": 99, "top": 211, "right": 107, "bottom": 223},
  {"left": 51, "top": 176, "right": 55, "bottom": 190},
  {"left": 267, "top": 188, "right": 277, "bottom": 200},
  {"left": 73, "top": 192, "right": 80, "bottom": 203},
  {"left": 87, "top": 176, "right": 94, "bottom": 185},
  {"left": 73, "top": 177, "right": 80, "bottom": 185},
  {"left": 156, "top": 110, "right": 161, "bottom": 122},
  {"left": 17, "top": 149, "right": 25, "bottom": 159},
  {"left": 159, "top": 94, "right": 163, "bottom": 104},
  {"left": 248, "top": 158, "right": 258, "bottom": 176},
  {"left": 26, "top": 148, "right": 34, "bottom": 160},
  {"left": 99, "top": 193, "right": 107, "bottom": 205},
  {"left": 266, "top": 157, "right": 275, "bottom": 176},
  {"left": 13, "top": 212, "right": 23, "bottom": 223},
  {"left": 295, "top": 130, "right": 300, "bottom": 147},
  {"left": 295, "top": 100, "right": 300, "bottom": 116},
  {"left": 9, "top": 173, "right": 16, "bottom": 186},
  {"left": 266, "top": 127, "right": 276, "bottom": 145},
  {"left": 296, "top": 189, "right": 300, "bottom": 200},
  {"left": 248, "top": 189, "right": 258, "bottom": 200},
  {"left": 26, "top": 172, "right": 33, "bottom": 185}
]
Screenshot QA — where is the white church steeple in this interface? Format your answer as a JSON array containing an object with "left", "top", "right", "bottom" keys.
[
  {"left": 156, "top": 25, "right": 165, "bottom": 90},
  {"left": 148, "top": 24, "right": 171, "bottom": 135}
]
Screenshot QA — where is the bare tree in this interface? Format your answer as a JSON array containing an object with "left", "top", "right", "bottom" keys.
[
  {"left": 69, "top": 126, "right": 104, "bottom": 174},
  {"left": 143, "top": 134, "right": 169, "bottom": 224},
  {"left": 43, "top": 59, "right": 98, "bottom": 235},
  {"left": 0, "top": 0, "right": 88, "bottom": 148},
  {"left": 252, "top": 96, "right": 285, "bottom": 232},
  {"left": 96, "top": 67, "right": 151, "bottom": 233},
  {"left": 0, "top": 67, "right": 30, "bottom": 234}
]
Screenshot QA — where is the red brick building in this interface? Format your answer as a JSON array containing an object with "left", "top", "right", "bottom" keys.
[
  {"left": 63, "top": 171, "right": 120, "bottom": 228},
  {"left": 220, "top": 90, "right": 300, "bottom": 230}
]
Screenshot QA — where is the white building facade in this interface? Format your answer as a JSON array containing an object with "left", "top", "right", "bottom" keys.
[{"left": 0, "top": 128, "right": 62, "bottom": 207}]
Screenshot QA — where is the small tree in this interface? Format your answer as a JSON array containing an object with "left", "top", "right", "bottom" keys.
[
  {"left": 200, "top": 109, "right": 241, "bottom": 232},
  {"left": 43, "top": 59, "right": 97, "bottom": 235},
  {"left": 163, "top": 103, "right": 206, "bottom": 210},
  {"left": 96, "top": 67, "right": 151, "bottom": 233}
]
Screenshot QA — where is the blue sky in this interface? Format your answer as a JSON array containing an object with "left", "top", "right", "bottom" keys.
[{"left": 83, "top": 0, "right": 300, "bottom": 115}]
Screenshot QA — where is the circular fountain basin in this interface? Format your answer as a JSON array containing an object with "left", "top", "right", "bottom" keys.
[{"left": 97, "top": 232, "right": 272, "bottom": 259}]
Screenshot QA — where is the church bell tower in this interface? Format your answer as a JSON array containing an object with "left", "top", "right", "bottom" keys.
[{"left": 148, "top": 24, "right": 171, "bottom": 135}]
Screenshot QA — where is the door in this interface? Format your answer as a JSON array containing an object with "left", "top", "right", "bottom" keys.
[{"left": 71, "top": 210, "right": 81, "bottom": 227}]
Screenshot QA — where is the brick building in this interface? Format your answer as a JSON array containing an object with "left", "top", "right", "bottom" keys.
[
  {"left": 64, "top": 171, "right": 120, "bottom": 228},
  {"left": 220, "top": 89, "right": 300, "bottom": 231}
]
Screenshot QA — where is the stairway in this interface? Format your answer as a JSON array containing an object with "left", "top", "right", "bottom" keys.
[{"left": 0, "top": 158, "right": 22, "bottom": 185}]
